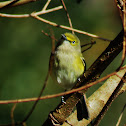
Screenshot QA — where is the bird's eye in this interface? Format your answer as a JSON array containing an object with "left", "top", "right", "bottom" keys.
[{"left": 72, "top": 41, "right": 75, "bottom": 44}]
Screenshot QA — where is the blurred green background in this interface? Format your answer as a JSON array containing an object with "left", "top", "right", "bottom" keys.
[{"left": 0, "top": 0, "right": 126, "bottom": 126}]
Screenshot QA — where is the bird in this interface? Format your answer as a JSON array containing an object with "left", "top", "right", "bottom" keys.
[{"left": 50, "top": 32, "right": 89, "bottom": 121}]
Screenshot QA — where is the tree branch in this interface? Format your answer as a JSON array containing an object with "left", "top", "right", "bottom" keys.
[{"left": 0, "top": 6, "right": 63, "bottom": 18}]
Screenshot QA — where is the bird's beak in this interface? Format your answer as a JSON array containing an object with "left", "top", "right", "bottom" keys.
[{"left": 61, "top": 34, "right": 67, "bottom": 40}]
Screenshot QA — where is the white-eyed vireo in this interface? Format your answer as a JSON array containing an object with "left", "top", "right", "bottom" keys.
[{"left": 50, "top": 32, "right": 89, "bottom": 121}]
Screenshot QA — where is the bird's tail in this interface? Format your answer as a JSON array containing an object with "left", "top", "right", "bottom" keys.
[{"left": 76, "top": 94, "right": 89, "bottom": 121}]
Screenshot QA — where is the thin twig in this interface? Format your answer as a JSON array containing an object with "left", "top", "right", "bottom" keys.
[
  {"left": 81, "top": 41, "right": 96, "bottom": 53},
  {"left": 42, "top": 0, "right": 51, "bottom": 11},
  {"left": 60, "top": 0, "right": 74, "bottom": 34},
  {"left": 49, "top": 28, "right": 56, "bottom": 52},
  {"left": 115, "top": 73, "right": 126, "bottom": 83},
  {"left": 41, "top": 30, "right": 58, "bottom": 42},
  {"left": 31, "top": 14, "right": 112, "bottom": 41},
  {"left": 0, "top": 6, "right": 63, "bottom": 18},
  {"left": 116, "top": 0, "right": 126, "bottom": 71},
  {"left": 121, "top": 0, "right": 126, "bottom": 67},
  {"left": 114, "top": 0, "right": 123, "bottom": 20},
  {"left": 116, "top": 104, "right": 126, "bottom": 126},
  {"left": 36, "top": 6, "right": 63, "bottom": 16},
  {"left": 21, "top": 70, "right": 50, "bottom": 123},
  {"left": 81, "top": 41, "right": 96, "bottom": 48},
  {"left": 10, "top": 103, "right": 17, "bottom": 126}
]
